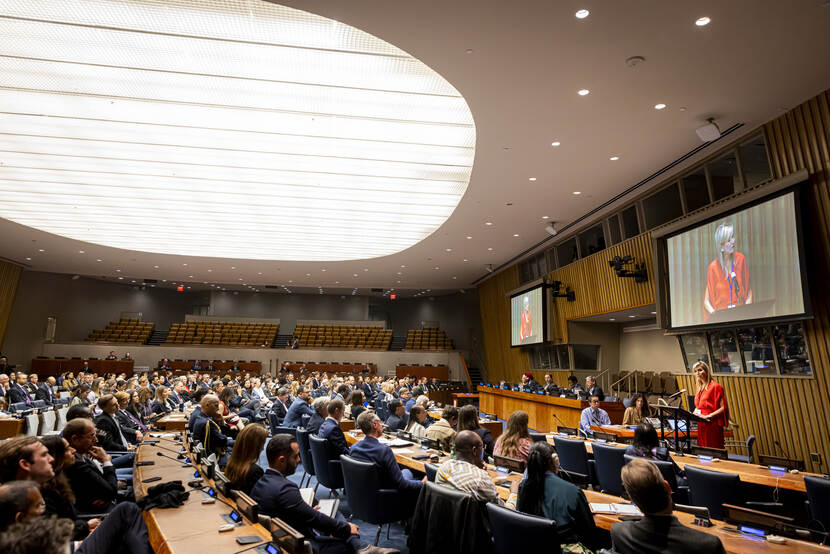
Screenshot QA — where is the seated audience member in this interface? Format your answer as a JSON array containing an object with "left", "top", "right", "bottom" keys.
[
  {"left": 622, "top": 394, "right": 650, "bottom": 426},
  {"left": 493, "top": 410, "right": 532, "bottom": 463},
  {"left": 149, "top": 385, "right": 172, "bottom": 416},
  {"left": 541, "top": 373, "right": 558, "bottom": 394},
  {"left": 0, "top": 516, "right": 73, "bottom": 554},
  {"left": 65, "top": 404, "right": 94, "bottom": 423},
  {"left": 283, "top": 385, "right": 313, "bottom": 428},
  {"left": 217, "top": 387, "right": 244, "bottom": 435},
  {"left": 62, "top": 418, "right": 118, "bottom": 512},
  {"left": 385, "top": 399, "right": 408, "bottom": 431},
  {"left": 331, "top": 383, "right": 350, "bottom": 403},
  {"left": 625, "top": 422, "right": 685, "bottom": 480},
  {"left": 403, "top": 405, "right": 427, "bottom": 439},
  {"left": 307, "top": 397, "right": 329, "bottom": 435},
  {"left": 515, "top": 441, "right": 597, "bottom": 551},
  {"left": 398, "top": 388, "right": 412, "bottom": 412},
  {"left": 424, "top": 406, "right": 458, "bottom": 452},
  {"left": 611, "top": 458, "right": 726, "bottom": 554},
  {"left": 116, "top": 391, "right": 147, "bottom": 437},
  {"left": 579, "top": 395, "right": 611, "bottom": 436},
  {"left": 193, "top": 394, "right": 232, "bottom": 465},
  {"left": 566, "top": 375, "right": 582, "bottom": 394},
  {"left": 63, "top": 372, "right": 79, "bottom": 392},
  {"left": 585, "top": 375, "right": 605, "bottom": 401},
  {"left": 0, "top": 436, "right": 54, "bottom": 485},
  {"left": 168, "top": 379, "right": 189, "bottom": 408},
  {"left": 347, "top": 390, "right": 366, "bottom": 421},
  {"left": 436, "top": 431, "right": 501, "bottom": 503},
  {"left": 251, "top": 434, "right": 393, "bottom": 554},
  {"left": 520, "top": 372, "right": 540, "bottom": 392},
  {"left": 224, "top": 424, "right": 268, "bottom": 496},
  {"left": 35, "top": 376, "right": 57, "bottom": 404},
  {"left": 350, "top": 412, "right": 422, "bottom": 496},
  {"left": 318, "top": 398, "right": 350, "bottom": 457},
  {"left": 95, "top": 394, "right": 139, "bottom": 452},
  {"left": 186, "top": 388, "right": 209, "bottom": 433},
  {"left": 269, "top": 386, "right": 291, "bottom": 424},
  {"left": 8, "top": 372, "right": 34, "bottom": 405},
  {"left": 38, "top": 435, "right": 153, "bottom": 554},
  {"left": 0, "top": 480, "right": 46, "bottom": 529},
  {"left": 457, "top": 405, "right": 494, "bottom": 458}
]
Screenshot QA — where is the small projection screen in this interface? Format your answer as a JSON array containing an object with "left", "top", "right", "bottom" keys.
[{"left": 510, "top": 285, "right": 545, "bottom": 346}]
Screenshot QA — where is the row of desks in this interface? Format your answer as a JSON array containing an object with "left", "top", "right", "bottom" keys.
[
  {"left": 163, "top": 361, "right": 262, "bottom": 373},
  {"left": 281, "top": 362, "right": 377, "bottom": 375},
  {"left": 30, "top": 358, "right": 134, "bottom": 376},
  {"left": 343, "top": 430, "right": 828, "bottom": 554}
]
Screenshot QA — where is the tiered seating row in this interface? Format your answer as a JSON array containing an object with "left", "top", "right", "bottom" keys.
[
  {"left": 86, "top": 318, "right": 154, "bottom": 344},
  {"left": 165, "top": 321, "right": 278, "bottom": 347},
  {"left": 292, "top": 324, "right": 392, "bottom": 349},
  {"left": 404, "top": 327, "right": 453, "bottom": 350}
]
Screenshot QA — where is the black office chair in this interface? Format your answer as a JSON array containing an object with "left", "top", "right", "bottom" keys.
[
  {"left": 552, "top": 436, "right": 594, "bottom": 486},
  {"left": 340, "top": 455, "right": 417, "bottom": 546},
  {"left": 308, "top": 435, "right": 344, "bottom": 496},
  {"left": 32, "top": 400, "right": 47, "bottom": 409},
  {"left": 592, "top": 443, "right": 627, "bottom": 496},
  {"left": 486, "top": 502, "right": 560, "bottom": 554},
  {"left": 295, "top": 427, "right": 316, "bottom": 488},
  {"left": 408, "top": 482, "right": 492, "bottom": 554},
  {"left": 271, "top": 425, "right": 298, "bottom": 439},
  {"left": 300, "top": 413, "right": 311, "bottom": 428},
  {"left": 530, "top": 432, "right": 548, "bottom": 443},
  {"left": 623, "top": 454, "right": 687, "bottom": 503},
  {"left": 726, "top": 434, "right": 756, "bottom": 464},
  {"left": 424, "top": 462, "right": 439, "bottom": 482},
  {"left": 684, "top": 465, "right": 742, "bottom": 520},
  {"left": 804, "top": 475, "right": 830, "bottom": 532}
]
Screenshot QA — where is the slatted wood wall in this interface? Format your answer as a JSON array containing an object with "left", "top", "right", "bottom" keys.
[
  {"left": 546, "top": 233, "right": 656, "bottom": 343},
  {"left": 0, "top": 260, "right": 23, "bottom": 349},
  {"left": 478, "top": 265, "right": 530, "bottom": 382}
]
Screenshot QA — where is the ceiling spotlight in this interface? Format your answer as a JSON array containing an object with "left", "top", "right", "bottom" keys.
[
  {"left": 38, "top": 248, "right": 44, "bottom": 252},
  {"left": 551, "top": 141, "right": 561, "bottom": 147},
  {"left": 578, "top": 89, "right": 590, "bottom": 96},
  {"left": 97, "top": 259, "right": 103, "bottom": 262},
  {"left": 542, "top": 215, "right": 549, "bottom": 220},
  {"left": 487, "top": 247, "right": 494, "bottom": 251},
  {"left": 445, "top": 248, "right": 452, "bottom": 252},
  {"left": 513, "top": 234, "right": 520, "bottom": 237},
  {"left": 463, "top": 259, "right": 469, "bottom": 262},
  {"left": 695, "top": 16, "right": 711, "bottom": 26},
  {"left": 572, "top": 191, "right": 582, "bottom": 195},
  {"left": 485, "top": 221, "right": 493, "bottom": 226},
  {"left": 654, "top": 103, "right": 666, "bottom": 110},
  {"left": 78, "top": 250, "right": 85, "bottom": 254},
  {"left": 696, "top": 117, "right": 721, "bottom": 142},
  {"left": 575, "top": 9, "right": 590, "bottom": 19},
  {"left": 25, "top": 257, "right": 31, "bottom": 261},
  {"left": 610, "top": 156, "right": 620, "bottom": 161},
  {"left": 528, "top": 177, "right": 537, "bottom": 181}
]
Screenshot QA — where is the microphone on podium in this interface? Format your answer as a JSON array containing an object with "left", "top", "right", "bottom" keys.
[{"left": 667, "top": 388, "right": 687, "bottom": 400}]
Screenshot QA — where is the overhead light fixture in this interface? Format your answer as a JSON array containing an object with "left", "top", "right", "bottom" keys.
[
  {"left": 578, "top": 89, "right": 590, "bottom": 96},
  {"left": 610, "top": 156, "right": 620, "bottom": 161},
  {"left": 528, "top": 177, "right": 537, "bottom": 181},
  {"left": 545, "top": 224, "right": 557, "bottom": 236},
  {"left": 513, "top": 233, "right": 519, "bottom": 237},
  {"left": 695, "top": 16, "right": 711, "bottom": 26},
  {"left": 487, "top": 247, "right": 493, "bottom": 251},
  {"left": 485, "top": 221, "right": 493, "bottom": 226},
  {"left": 654, "top": 103, "right": 666, "bottom": 110},
  {"left": 551, "top": 141, "right": 561, "bottom": 147},
  {"left": 572, "top": 191, "right": 582, "bottom": 195},
  {"left": 542, "top": 215, "right": 549, "bottom": 219},
  {"left": 0, "top": 0, "right": 475, "bottom": 262},
  {"left": 696, "top": 118, "right": 721, "bottom": 142},
  {"left": 466, "top": 236, "right": 472, "bottom": 239},
  {"left": 575, "top": 9, "right": 590, "bottom": 19}
]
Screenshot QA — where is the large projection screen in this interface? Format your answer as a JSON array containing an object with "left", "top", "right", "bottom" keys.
[
  {"left": 510, "top": 286, "right": 544, "bottom": 346},
  {"left": 666, "top": 191, "right": 806, "bottom": 330}
]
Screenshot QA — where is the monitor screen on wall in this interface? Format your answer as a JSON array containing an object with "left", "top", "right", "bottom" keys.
[
  {"left": 664, "top": 189, "right": 809, "bottom": 331},
  {"left": 510, "top": 285, "right": 545, "bottom": 346}
]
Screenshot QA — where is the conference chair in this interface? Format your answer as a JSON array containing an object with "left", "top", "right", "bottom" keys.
[
  {"left": 54, "top": 407, "right": 69, "bottom": 434},
  {"left": 408, "top": 482, "right": 492, "bottom": 554},
  {"left": 592, "top": 443, "right": 627, "bottom": 497},
  {"left": 10, "top": 402, "right": 29, "bottom": 412},
  {"left": 39, "top": 409, "right": 57, "bottom": 435},
  {"left": 530, "top": 432, "right": 548, "bottom": 443},
  {"left": 684, "top": 465, "right": 742, "bottom": 520},
  {"left": 725, "top": 434, "right": 756, "bottom": 464},
  {"left": 486, "top": 503, "right": 560, "bottom": 554},
  {"left": 424, "top": 462, "right": 438, "bottom": 482},
  {"left": 295, "top": 427, "right": 316, "bottom": 488},
  {"left": 804, "top": 474, "right": 830, "bottom": 532},
  {"left": 340, "top": 454, "right": 416, "bottom": 546},
  {"left": 308, "top": 435, "right": 344, "bottom": 496},
  {"left": 271, "top": 425, "right": 298, "bottom": 439},
  {"left": 623, "top": 455, "right": 687, "bottom": 503},
  {"left": 553, "top": 436, "right": 594, "bottom": 486}
]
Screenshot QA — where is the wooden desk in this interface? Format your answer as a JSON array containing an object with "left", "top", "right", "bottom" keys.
[
  {"left": 591, "top": 424, "right": 734, "bottom": 441},
  {"left": 343, "top": 431, "right": 827, "bottom": 554},
  {"left": 428, "top": 409, "right": 502, "bottom": 440},
  {"left": 451, "top": 393, "right": 479, "bottom": 407},
  {"left": 163, "top": 361, "right": 262, "bottom": 373},
  {"left": 30, "top": 358, "right": 135, "bottom": 377},
  {"left": 478, "top": 386, "right": 624, "bottom": 432},
  {"left": 395, "top": 364, "right": 449, "bottom": 380},
  {"left": 134, "top": 435, "right": 271, "bottom": 553},
  {"left": 281, "top": 362, "right": 377, "bottom": 376},
  {"left": 155, "top": 413, "right": 189, "bottom": 431},
  {"left": 0, "top": 418, "right": 23, "bottom": 439}
]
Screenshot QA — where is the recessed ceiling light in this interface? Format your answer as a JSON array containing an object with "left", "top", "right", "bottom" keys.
[
  {"left": 551, "top": 141, "right": 561, "bottom": 147},
  {"left": 542, "top": 216, "right": 549, "bottom": 220},
  {"left": 118, "top": 276, "right": 123, "bottom": 280},
  {"left": 578, "top": 89, "right": 590, "bottom": 96},
  {"left": 97, "top": 258, "right": 103, "bottom": 262},
  {"left": 38, "top": 248, "right": 44, "bottom": 252},
  {"left": 695, "top": 16, "right": 711, "bottom": 26},
  {"left": 487, "top": 247, "right": 493, "bottom": 251},
  {"left": 654, "top": 103, "right": 666, "bottom": 110},
  {"left": 609, "top": 318, "right": 615, "bottom": 321},
  {"left": 513, "top": 234, "right": 519, "bottom": 237},
  {"left": 321, "top": 269, "right": 326, "bottom": 272},
  {"left": 575, "top": 9, "right": 590, "bottom": 19},
  {"left": 528, "top": 177, "right": 537, "bottom": 181},
  {"left": 182, "top": 263, "right": 188, "bottom": 266},
  {"left": 230, "top": 267, "right": 236, "bottom": 270},
  {"left": 463, "top": 259, "right": 469, "bottom": 262},
  {"left": 610, "top": 156, "right": 620, "bottom": 161},
  {"left": 115, "top": 269, "right": 121, "bottom": 272},
  {"left": 238, "top": 278, "right": 243, "bottom": 281},
  {"left": 258, "top": 272, "right": 263, "bottom": 275},
  {"left": 629, "top": 315, "right": 637, "bottom": 318},
  {"left": 207, "top": 269, "right": 212, "bottom": 272},
  {"left": 353, "top": 273, "right": 358, "bottom": 277},
  {"left": 305, "top": 273, "right": 311, "bottom": 276},
  {"left": 485, "top": 221, "right": 493, "bottom": 226},
  {"left": 363, "top": 268, "right": 369, "bottom": 272},
  {"left": 188, "top": 275, "right": 194, "bottom": 278},
  {"left": 572, "top": 191, "right": 582, "bottom": 195},
  {"left": 78, "top": 250, "right": 85, "bottom": 254},
  {"left": 452, "top": 276, "right": 457, "bottom": 280},
  {"left": 25, "top": 257, "right": 31, "bottom": 261},
  {"left": 397, "top": 271, "right": 402, "bottom": 275},
  {"left": 288, "top": 280, "right": 293, "bottom": 283},
  {"left": 445, "top": 248, "right": 452, "bottom": 252},
  {"left": 433, "top": 266, "right": 440, "bottom": 270}
]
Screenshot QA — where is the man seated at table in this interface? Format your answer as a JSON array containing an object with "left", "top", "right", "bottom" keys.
[
  {"left": 307, "top": 397, "right": 329, "bottom": 435},
  {"left": 435, "top": 430, "right": 500, "bottom": 503},
  {"left": 105, "top": 351, "right": 117, "bottom": 361},
  {"left": 542, "top": 373, "right": 559, "bottom": 394},
  {"left": 611, "top": 458, "right": 726, "bottom": 554},
  {"left": 35, "top": 376, "right": 57, "bottom": 404},
  {"left": 520, "top": 372, "right": 540, "bottom": 393},
  {"left": 350, "top": 412, "right": 422, "bottom": 496},
  {"left": 8, "top": 372, "right": 34, "bottom": 405},
  {"left": 425, "top": 406, "right": 458, "bottom": 451},
  {"left": 384, "top": 399, "right": 408, "bottom": 432},
  {"left": 193, "top": 394, "right": 232, "bottom": 466},
  {"left": 95, "top": 395, "right": 141, "bottom": 460},
  {"left": 283, "top": 385, "right": 313, "bottom": 428},
  {"left": 585, "top": 376, "right": 605, "bottom": 401},
  {"left": 251, "top": 434, "right": 395, "bottom": 554},
  {"left": 62, "top": 418, "right": 119, "bottom": 512},
  {"left": 186, "top": 388, "right": 208, "bottom": 433},
  {"left": 579, "top": 395, "right": 610, "bottom": 437},
  {"left": 318, "top": 399, "right": 350, "bottom": 457}
]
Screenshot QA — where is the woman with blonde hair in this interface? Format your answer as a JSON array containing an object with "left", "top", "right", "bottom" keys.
[
  {"left": 494, "top": 410, "right": 532, "bottom": 462},
  {"left": 150, "top": 385, "right": 171, "bottom": 416},
  {"left": 224, "top": 424, "right": 268, "bottom": 495},
  {"left": 703, "top": 221, "right": 753, "bottom": 322},
  {"left": 693, "top": 361, "right": 728, "bottom": 448}
]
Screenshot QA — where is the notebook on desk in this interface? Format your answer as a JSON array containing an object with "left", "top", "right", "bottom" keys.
[{"left": 589, "top": 503, "right": 642, "bottom": 516}]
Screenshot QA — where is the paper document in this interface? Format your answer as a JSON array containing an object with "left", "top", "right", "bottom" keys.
[
  {"left": 589, "top": 503, "right": 643, "bottom": 516},
  {"left": 299, "top": 488, "right": 315, "bottom": 506}
]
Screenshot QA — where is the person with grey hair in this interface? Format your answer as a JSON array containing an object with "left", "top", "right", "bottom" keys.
[
  {"left": 585, "top": 376, "right": 604, "bottom": 401},
  {"left": 306, "top": 397, "right": 328, "bottom": 435},
  {"left": 703, "top": 221, "right": 753, "bottom": 321},
  {"left": 268, "top": 386, "right": 291, "bottom": 426}
]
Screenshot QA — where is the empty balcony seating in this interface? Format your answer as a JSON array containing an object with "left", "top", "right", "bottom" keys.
[
  {"left": 404, "top": 328, "right": 454, "bottom": 351},
  {"left": 164, "top": 321, "right": 279, "bottom": 347},
  {"left": 86, "top": 318, "right": 154, "bottom": 344},
  {"left": 292, "top": 325, "right": 392, "bottom": 349}
]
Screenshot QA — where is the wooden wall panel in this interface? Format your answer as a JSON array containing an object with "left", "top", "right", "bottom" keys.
[
  {"left": 477, "top": 265, "right": 529, "bottom": 382},
  {"left": 546, "top": 232, "right": 656, "bottom": 343},
  {"left": 0, "top": 261, "right": 23, "bottom": 349}
]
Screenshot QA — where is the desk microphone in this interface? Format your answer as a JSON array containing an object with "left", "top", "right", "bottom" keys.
[
  {"left": 155, "top": 444, "right": 186, "bottom": 459},
  {"left": 552, "top": 413, "right": 568, "bottom": 431},
  {"left": 149, "top": 435, "right": 183, "bottom": 445},
  {"left": 667, "top": 389, "right": 687, "bottom": 401},
  {"left": 156, "top": 451, "right": 191, "bottom": 466},
  {"left": 774, "top": 440, "right": 790, "bottom": 459}
]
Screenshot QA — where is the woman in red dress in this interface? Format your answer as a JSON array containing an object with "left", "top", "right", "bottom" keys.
[
  {"left": 703, "top": 222, "right": 753, "bottom": 322},
  {"left": 693, "top": 361, "right": 729, "bottom": 449}
]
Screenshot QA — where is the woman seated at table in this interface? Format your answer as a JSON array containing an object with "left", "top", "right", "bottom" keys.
[
  {"left": 625, "top": 422, "right": 685, "bottom": 481},
  {"left": 62, "top": 372, "right": 78, "bottom": 392},
  {"left": 493, "top": 410, "right": 532, "bottom": 463},
  {"left": 218, "top": 387, "right": 244, "bottom": 435},
  {"left": 457, "top": 404, "right": 495, "bottom": 458},
  {"left": 69, "top": 383, "right": 91, "bottom": 407},
  {"left": 514, "top": 441, "right": 598, "bottom": 551},
  {"left": 149, "top": 385, "right": 172, "bottom": 416},
  {"left": 224, "top": 423, "right": 268, "bottom": 495},
  {"left": 622, "top": 393, "right": 651, "bottom": 426},
  {"left": 347, "top": 390, "right": 366, "bottom": 420},
  {"left": 404, "top": 405, "right": 428, "bottom": 438}
]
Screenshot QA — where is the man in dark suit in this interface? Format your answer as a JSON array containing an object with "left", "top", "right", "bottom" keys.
[
  {"left": 384, "top": 400, "right": 408, "bottom": 432},
  {"left": 611, "top": 458, "right": 726, "bottom": 554},
  {"left": 306, "top": 397, "right": 328, "bottom": 435},
  {"left": 63, "top": 418, "right": 119, "bottom": 513},
  {"left": 269, "top": 386, "right": 291, "bottom": 424},
  {"left": 317, "top": 399, "right": 349, "bottom": 458},
  {"left": 0, "top": 372, "right": 9, "bottom": 399},
  {"left": 251, "top": 434, "right": 392, "bottom": 554},
  {"left": 94, "top": 395, "right": 135, "bottom": 451},
  {"left": 283, "top": 386, "right": 313, "bottom": 428},
  {"left": 35, "top": 377, "right": 57, "bottom": 404},
  {"left": 585, "top": 376, "right": 605, "bottom": 401},
  {"left": 168, "top": 379, "right": 189, "bottom": 408},
  {"left": 193, "top": 394, "right": 231, "bottom": 465},
  {"left": 350, "top": 412, "right": 422, "bottom": 496},
  {"left": 8, "top": 373, "right": 34, "bottom": 406},
  {"left": 25, "top": 373, "right": 40, "bottom": 396}
]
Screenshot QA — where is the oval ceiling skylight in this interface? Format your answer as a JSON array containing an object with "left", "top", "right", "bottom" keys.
[{"left": 0, "top": 0, "right": 475, "bottom": 261}]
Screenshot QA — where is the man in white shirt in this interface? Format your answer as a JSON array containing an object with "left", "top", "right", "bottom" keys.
[
  {"left": 435, "top": 431, "right": 501, "bottom": 503},
  {"left": 579, "top": 395, "right": 611, "bottom": 436}
]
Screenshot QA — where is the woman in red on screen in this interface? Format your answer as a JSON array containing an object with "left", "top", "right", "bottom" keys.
[
  {"left": 520, "top": 295, "right": 532, "bottom": 341},
  {"left": 693, "top": 361, "right": 729, "bottom": 449},
  {"left": 703, "top": 222, "right": 753, "bottom": 322}
]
